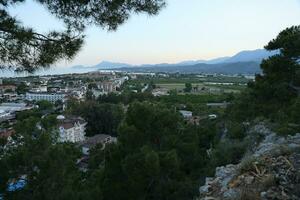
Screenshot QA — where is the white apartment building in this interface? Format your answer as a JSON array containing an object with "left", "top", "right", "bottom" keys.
[
  {"left": 179, "top": 110, "right": 193, "bottom": 119},
  {"left": 57, "top": 116, "right": 87, "bottom": 143},
  {"left": 25, "top": 92, "right": 66, "bottom": 103}
]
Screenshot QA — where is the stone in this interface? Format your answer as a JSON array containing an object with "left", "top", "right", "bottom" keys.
[
  {"left": 198, "top": 123, "right": 300, "bottom": 200},
  {"left": 199, "top": 184, "right": 211, "bottom": 194},
  {"left": 244, "top": 176, "right": 254, "bottom": 185},
  {"left": 260, "top": 191, "right": 267, "bottom": 198},
  {"left": 223, "top": 188, "right": 239, "bottom": 200}
]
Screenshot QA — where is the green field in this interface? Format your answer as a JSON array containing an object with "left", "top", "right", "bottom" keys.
[{"left": 156, "top": 83, "right": 245, "bottom": 94}]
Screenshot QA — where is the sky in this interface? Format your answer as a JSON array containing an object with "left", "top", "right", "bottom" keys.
[{"left": 7, "top": 0, "right": 300, "bottom": 68}]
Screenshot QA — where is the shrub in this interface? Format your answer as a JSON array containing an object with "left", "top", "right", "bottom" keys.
[
  {"left": 209, "top": 139, "right": 249, "bottom": 172},
  {"left": 239, "top": 155, "right": 259, "bottom": 174},
  {"left": 227, "top": 122, "right": 246, "bottom": 140}
]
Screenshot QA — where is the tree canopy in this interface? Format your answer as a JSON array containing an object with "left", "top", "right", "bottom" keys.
[
  {"left": 228, "top": 25, "right": 300, "bottom": 132},
  {"left": 0, "top": 0, "right": 165, "bottom": 72}
]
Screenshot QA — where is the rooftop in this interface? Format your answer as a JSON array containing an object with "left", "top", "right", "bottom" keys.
[
  {"left": 79, "top": 134, "right": 112, "bottom": 149},
  {"left": 58, "top": 117, "right": 86, "bottom": 130}
]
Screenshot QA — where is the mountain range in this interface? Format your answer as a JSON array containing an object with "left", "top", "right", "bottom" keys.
[{"left": 71, "top": 49, "right": 279, "bottom": 74}]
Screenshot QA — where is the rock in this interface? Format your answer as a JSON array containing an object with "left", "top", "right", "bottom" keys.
[
  {"left": 202, "top": 197, "right": 218, "bottom": 200},
  {"left": 244, "top": 176, "right": 254, "bottom": 185},
  {"left": 260, "top": 191, "right": 267, "bottom": 199},
  {"left": 199, "top": 123, "right": 300, "bottom": 200},
  {"left": 250, "top": 123, "right": 274, "bottom": 136},
  {"left": 199, "top": 184, "right": 210, "bottom": 194},
  {"left": 223, "top": 188, "right": 239, "bottom": 200}
]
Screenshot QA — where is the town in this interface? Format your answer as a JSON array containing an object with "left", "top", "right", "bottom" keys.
[
  {"left": 0, "top": 70, "right": 248, "bottom": 144},
  {"left": 0, "top": 70, "right": 250, "bottom": 172}
]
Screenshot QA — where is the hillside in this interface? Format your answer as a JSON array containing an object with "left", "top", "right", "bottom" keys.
[
  {"left": 114, "top": 61, "right": 261, "bottom": 74},
  {"left": 199, "top": 123, "right": 300, "bottom": 200}
]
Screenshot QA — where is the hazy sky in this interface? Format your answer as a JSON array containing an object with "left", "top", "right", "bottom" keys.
[{"left": 8, "top": 0, "right": 300, "bottom": 67}]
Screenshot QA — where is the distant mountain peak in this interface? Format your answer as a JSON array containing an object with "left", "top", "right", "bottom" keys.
[
  {"left": 93, "top": 61, "right": 132, "bottom": 69},
  {"left": 69, "top": 49, "right": 279, "bottom": 74},
  {"left": 223, "top": 49, "right": 279, "bottom": 63}
]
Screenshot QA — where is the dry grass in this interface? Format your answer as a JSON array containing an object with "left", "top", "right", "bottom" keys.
[
  {"left": 239, "top": 155, "right": 260, "bottom": 174},
  {"left": 261, "top": 174, "right": 276, "bottom": 190},
  {"left": 235, "top": 187, "right": 261, "bottom": 200}
]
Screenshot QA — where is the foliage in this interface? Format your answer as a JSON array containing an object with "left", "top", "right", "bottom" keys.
[
  {"left": 14, "top": 116, "right": 41, "bottom": 137},
  {"left": 85, "top": 90, "right": 95, "bottom": 101},
  {"left": 41, "top": 114, "right": 58, "bottom": 131},
  {"left": 68, "top": 100, "right": 124, "bottom": 136},
  {"left": 228, "top": 26, "right": 300, "bottom": 124},
  {"left": 208, "top": 140, "right": 249, "bottom": 175},
  {"left": 184, "top": 82, "right": 192, "bottom": 93},
  {"left": 16, "top": 82, "right": 29, "bottom": 94},
  {"left": 98, "top": 91, "right": 154, "bottom": 104},
  {"left": 88, "top": 83, "right": 97, "bottom": 90},
  {"left": 36, "top": 100, "right": 53, "bottom": 111},
  {"left": 85, "top": 102, "right": 217, "bottom": 199},
  {"left": 16, "top": 109, "right": 42, "bottom": 121},
  {"left": 0, "top": 133, "right": 83, "bottom": 200},
  {"left": 227, "top": 121, "right": 246, "bottom": 140}
]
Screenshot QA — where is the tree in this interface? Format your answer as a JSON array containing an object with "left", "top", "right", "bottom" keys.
[
  {"left": 41, "top": 114, "right": 58, "bottom": 131},
  {"left": 92, "top": 102, "right": 207, "bottom": 199},
  {"left": 254, "top": 26, "right": 300, "bottom": 99},
  {"left": 16, "top": 82, "right": 29, "bottom": 94},
  {"left": 88, "top": 83, "right": 98, "bottom": 90},
  {"left": 229, "top": 26, "right": 300, "bottom": 121},
  {"left": 85, "top": 90, "right": 95, "bottom": 101},
  {"left": 36, "top": 100, "right": 53, "bottom": 111},
  {"left": 184, "top": 83, "right": 192, "bottom": 93},
  {"left": 0, "top": 0, "right": 165, "bottom": 72},
  {"left": 69, "top": 101, "right": 124, "bottom": 136},
  {"left": 4, "top": 88, "right": 12, "bottom": 93},
  {"left": 0, "top": 133, "right": 83, "bottom": 200}
]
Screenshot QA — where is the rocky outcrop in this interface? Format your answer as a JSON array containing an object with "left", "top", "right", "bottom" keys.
[{"left": 199, "top": 124, "right": 300, "bottom": 200}]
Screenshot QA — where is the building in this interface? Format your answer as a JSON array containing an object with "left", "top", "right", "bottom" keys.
[
  {"left": 179, "top": 110, "right": 193, "bottom": 119},
  {"left": 30, "top": 84, "right": 48, "bottom": 93},
  {"left": 1, "top": 93, "right": 21, "bottom": 102},
  {"left": 70, "top": 90, "right": 85, "bottom": 100},
  {"left": 206, "top": 102, "right": 230, "bottom": 109},
  {"left": 25, "top": 92, "right": 66, "bottom": 103},
  {"left": 98, "top": 81, "right": 117, "bottom": 93},
  {"left": 57, "top": 115, "right": 87, "bottom": 143},
  {"left": 152, "top": 88, "right": 169, "bottom": 97},
  {"left": 79, "top": 134, "right": 117, "bottom": 155},
  {"left": 114, "top": 76, "right": 128, "bottom": 88},
  {"left": 0, "top": 84, "right": 16, "bottom": 93},
  {"left": 0, "top": 103, "right": 33, "bottom": 122},
  {"left": 92, "top": 89, "right": 104, "bottom": 98}
]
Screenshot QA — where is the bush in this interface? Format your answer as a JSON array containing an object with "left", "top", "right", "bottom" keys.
[
  {"left": 275, "top": 123, "right": 299, "bottom": 136},
  {"left": 227, "top": 121, "right": 246, "bottom": 140},
  {"left": 208, "top": 140, "right": 249, "bottom": 175},
  {"left": 239, "top": 155, "right": 259, "bottom": 174}
]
